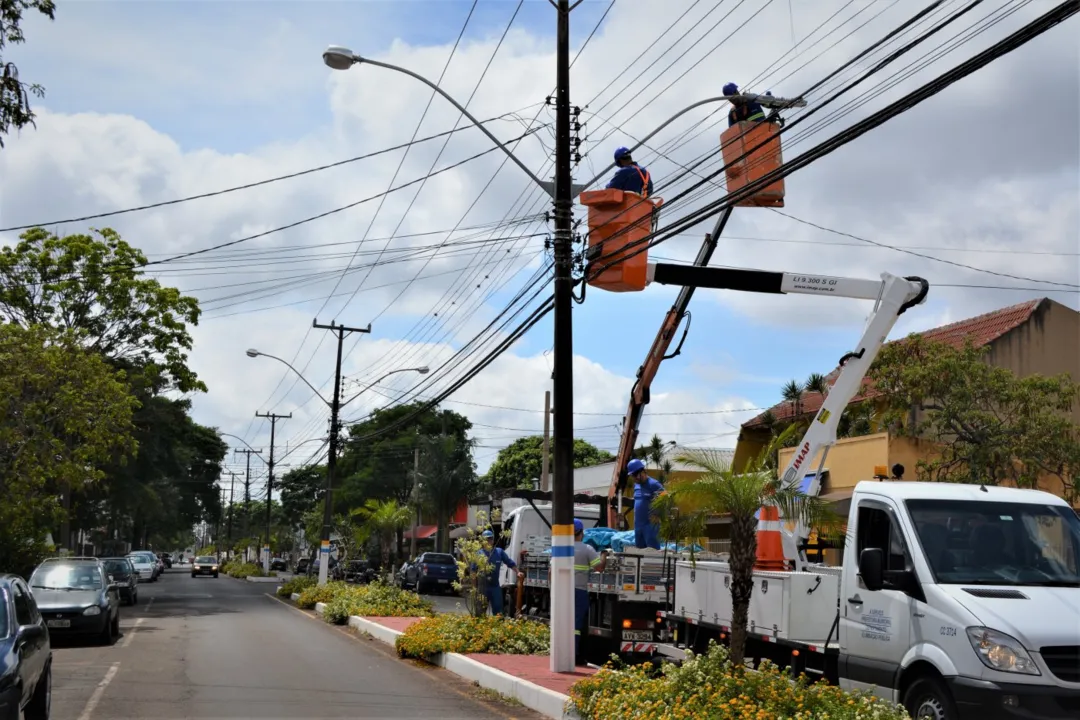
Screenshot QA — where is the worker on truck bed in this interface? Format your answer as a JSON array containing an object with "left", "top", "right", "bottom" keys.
[
  {"left": 628, "top": 458, "right": 664, "bottom": 549},
  {"left": 723, "top": 82, "right": 766, "bottom": 127},
  {"left": 479, "top": 529, "right": 522, "bottom": 616},
  {"left": 606, "top": 147, "right": 654, "bottom": 198},
  {"left": 573, "top": 519, "right": 608, "bottom": 663}
]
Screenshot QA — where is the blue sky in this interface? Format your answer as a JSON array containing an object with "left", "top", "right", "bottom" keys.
[{"left": 3, "top": 0, "right": 1077, "bottom": 475}]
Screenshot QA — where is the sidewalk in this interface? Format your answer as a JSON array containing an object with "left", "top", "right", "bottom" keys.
[{"left": 299, "top": 595, "right": 595, "bottom": 719}]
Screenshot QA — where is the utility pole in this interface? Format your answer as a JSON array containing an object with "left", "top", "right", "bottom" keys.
[
  {"left": 313, "top": 319, "right": 371, "bottom": 587},
  {"left": 255, "top": 412, "right": 291, "bottom": 573},
  {"left": 550, "top": 0, "right": 577, "bottom": 674},
  {"left": 234, "top": 448, "right": 261, "bottom": 562},
  {"left": 541, "top": 390, "right": 552, "bottom": 492},
  {"left": 225, "top": 470, "right": 239, "bottom": 556},
  {"left": 410, "top": 444, "right": 421, "bottom": 559}
]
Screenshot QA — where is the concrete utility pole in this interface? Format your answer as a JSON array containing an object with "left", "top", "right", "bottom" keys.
[
  {"left": 313, "top": 319, "right": 371, "bottom": 587},
  {"left": 410, "top": 444, "right": 421, "bottom": 560},
  {"left": 541, "top": 390, "right": 551, "bottom": 492},
  {"left": 548, "top": 0, "right": 578, "bottom": 674},
  {"left": 255, "top": 412, "right": 291, "bottom": 572},
  {"left": 234, "top": 448, "right": 261, "bottom": 562},
  {"left": 224, "top": 470, "right": 240, "bottom": 555}
]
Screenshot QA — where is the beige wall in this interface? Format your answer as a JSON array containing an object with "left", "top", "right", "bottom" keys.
[{"left": 778, "top": 432, "right": 889, "bottom": 489}]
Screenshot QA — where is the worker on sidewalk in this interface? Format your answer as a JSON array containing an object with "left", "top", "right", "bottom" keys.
[
  {"left": 628, "top": 458, "right": 665, "bottom": 549},
  {"left": 723, "top": 82, "right": 766, "bottom": 127},
  {"left": 606, "top": 147, "right": 654, "bottom": 198},
  {"left": 479, "top": 530, "right": 522, "bottom": 617},
  {"left": 573, "top": 519, "right": 607, "bottom": 663}
]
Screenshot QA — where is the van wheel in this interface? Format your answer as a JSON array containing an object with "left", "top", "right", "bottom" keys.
[{"left": 903, "top": 675, "right": 957, "bottom": 720}]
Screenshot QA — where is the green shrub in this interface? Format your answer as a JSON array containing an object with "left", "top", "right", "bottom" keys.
[
  {"left": 277, "top": 575, "right": 317, "bottom": 597},
  {"left": 395, "top": 614, "right": 549, "bottom": 658},
  {"left": 318, "top": 582, "right": 434, "bottom": 625},
  {"left": 223, "top": 562, "right": 262, "bottom": 578},
  {"left": 568, "top": 642, "right": 910, "bottom": 720},
  {"left": 296, "top": 581, "right": 348, "bottom": 609}
]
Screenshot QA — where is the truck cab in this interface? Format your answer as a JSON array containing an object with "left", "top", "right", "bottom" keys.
[{"left": 841, "top": 481, "right": 1080, "bottom": 718}]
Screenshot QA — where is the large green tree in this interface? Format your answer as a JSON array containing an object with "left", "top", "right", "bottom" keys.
[
  {"left": 0, "top": 324, "right": 136, "bottom": 573},
  {"left": 278, "top": 464, "right": 325, "bottom": 531},
  {"left": 1, "top": 0, "right": 55, "bottom": 148},
  {"left": 416, "top": 434, "right": 477, "bottom": 552},
  {"left": 871, "top": 335, "right": 1080, "bottom": 496},
  {"left": 484, "top": 435, "right": 614, "bottom": 490},
  {"left": 0, "top": 227, "right": 204, "bottom": 392}
]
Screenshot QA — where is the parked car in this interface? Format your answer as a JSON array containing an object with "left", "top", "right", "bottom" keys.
[
  {"left": 158, "top": 553, "right": 172, "bottom": 569},
  {"left": 131, "top": 551, "right": 162, "bottom": 581},
  {"left": 294, "top": 557, "right": 311, "bottom": 576},
  {"left": 343, "top": 560, "right": 376, "bottom": 584},
  {"left": 0, "top": 573, "right": 51, "bottom": 720},
  {"left": 100, "top": 557, "right": 138, "bottom": 606},
  {"left": 401, "top": 553, "right": 459, "bottom": 594},
  {"left": 125, "top": 553, "right": 156, "bottom": 582},
  {"left": 190, "top": 556, "right": 219, "bottom": 578},
  {"left": 28, "top": 558, "right": 121, "bottom": 645},
  {"left": 269, "top": 557, "right": 287, "bottom": 572}
]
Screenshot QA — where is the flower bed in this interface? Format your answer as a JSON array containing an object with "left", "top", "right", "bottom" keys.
[
  {"left": 395, "top": 614, "right": 549, "bottom": 659},
  {"left": 568, "top": 643, "right": 910, "bottom": 720},
  {"left": 277, "top": 575, "right": 316, "bottom": 597},
  {"left": 296, "top": 581, "right": 350, "bottom": 609},
  {"left": 321, "top": 582, "right": 434, "bottom": 623},
  {"left": 222, "top": 561, "right": 263, "bottom": 578}
]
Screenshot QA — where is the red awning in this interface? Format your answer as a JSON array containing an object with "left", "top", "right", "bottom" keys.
[{"left": 403, "top": 525, "right": 438, "bottom": 540}]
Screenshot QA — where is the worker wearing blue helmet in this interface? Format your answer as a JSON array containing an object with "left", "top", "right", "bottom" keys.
[
  {"left": 478, "top": 529, "right": 522, "bottom": 616},
  {"left": 723, "top": 82, "right": 766, "bottom": 127},
  {"left": 606, "top": 146, "right": 654, "bottom": 198},
  {"left": 627, "top": 458, "right": 665, "bottom": 549}
]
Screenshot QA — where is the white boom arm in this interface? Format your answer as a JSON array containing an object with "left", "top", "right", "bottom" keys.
[{"left": 645, "top": 265, "right": 929, "bottom": 568}]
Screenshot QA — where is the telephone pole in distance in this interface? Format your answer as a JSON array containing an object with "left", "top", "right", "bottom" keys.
[{"left": 255, "top": 412, "right": 291, "bottom": 573}]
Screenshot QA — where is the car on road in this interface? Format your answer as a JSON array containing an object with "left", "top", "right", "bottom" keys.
[
  {"left": 28, "top": 558, "right": 121, "bottom": 645},
  {"left": 401, "top": 553, "right": 458, "bottom": 594},
  {"left": 131, "top": 551, "right": 163, "bottom": 581},
  {"left": 191, "top": 556, "right": 220, "bottom": 578},
  {"left": 269, "top": 557, "right": 287, "bottom": 572},
  {"left": 0, "top": 574, "right": 51, "bottom": 720},
  {"left": 100, "top": 557, "right": 139, "bottom": 606},
  {"left": 294, "top": 557, "right": 311, "bottom": 576},
  {"left": 125, "top": 553, "right": 156, "bottom": 582},
  {"left": 158, "top": 553, "right": 172, "bottom": 569}
]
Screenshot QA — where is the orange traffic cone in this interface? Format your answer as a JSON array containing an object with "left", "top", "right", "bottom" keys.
[{"left": 755, "top": 505, "right": 787, "bottom": 571}]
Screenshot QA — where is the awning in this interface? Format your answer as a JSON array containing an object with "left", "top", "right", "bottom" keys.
[{"left": 402, "top": 525, "right": 437, "bottom": 540}]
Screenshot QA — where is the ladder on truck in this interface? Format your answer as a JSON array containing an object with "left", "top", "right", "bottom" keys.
[{"left": 645, "top": 263, "right": 929, "bottom": 570}]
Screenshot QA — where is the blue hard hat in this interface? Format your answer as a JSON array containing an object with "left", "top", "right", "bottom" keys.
[
  {"left": 573, "top": 519, "right": 584, "bottom": 534},
  {"left": 613, "top": 146, "right": 632, "bottom": 162},
  {"left": 627, "top": 458, "right": 647, "bottom": 475},
  {"left": 723, "top": 82, "right": 739, "bottom": 96},
  {"left": 481, "top": 530, "right": 494, "bottom": 539}
]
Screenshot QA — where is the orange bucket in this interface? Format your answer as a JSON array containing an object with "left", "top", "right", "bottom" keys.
[
  {"left": 580, "top": 189, "right": 663, "bottom": 292},
  {"left": 720, "top": 121, "right": 785, "bottom": 207}
]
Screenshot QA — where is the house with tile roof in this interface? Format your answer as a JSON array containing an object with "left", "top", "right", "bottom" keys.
[{"left": 733, "top": 297, "right": 1080, "bottom": 509}]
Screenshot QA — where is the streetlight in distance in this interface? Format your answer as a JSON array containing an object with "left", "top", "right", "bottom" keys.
[{"left": 246, "top": 346, "right": 428, "bottom": 586}]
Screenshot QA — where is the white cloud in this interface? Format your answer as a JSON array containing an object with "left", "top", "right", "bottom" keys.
[{"left": 1, "top": 0, "right": 1076, "bottom": 469}]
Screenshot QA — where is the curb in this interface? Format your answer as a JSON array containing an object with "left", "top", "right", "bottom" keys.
[
  {"left": 245, "top": 576, "right": 283, "bottom": 583},
  {"left": 318, "top": 608, "right": 577, "bottom": 719}
]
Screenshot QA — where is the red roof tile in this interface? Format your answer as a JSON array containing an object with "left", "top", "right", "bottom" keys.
[{"left": 742, "top": 299, "right": 1045, "bottom": 428}]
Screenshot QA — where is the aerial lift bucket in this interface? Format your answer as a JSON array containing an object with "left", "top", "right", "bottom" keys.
[
  {"left": 581, "top": 189, "right": 663, "bottom": 292},
  {"left": 720, "top": 121, "right": 785, "bottom": 208}
]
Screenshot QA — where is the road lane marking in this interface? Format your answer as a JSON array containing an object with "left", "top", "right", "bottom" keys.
[
  {"left": 77, "top": 662, "right": 119, "bottom": 720},
  {"left": 121, "top": 618, "right": 144, "bottom": 648}
]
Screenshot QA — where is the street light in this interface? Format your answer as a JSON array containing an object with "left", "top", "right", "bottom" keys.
[
  {"left": 341, "top": 366, "right": 429, "bottom": 407},
  {"left": 246, "top": 347, "right": 428, "bottom": 586}
]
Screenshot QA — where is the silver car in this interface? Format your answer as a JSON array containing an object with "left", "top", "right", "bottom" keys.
[{"left": 125, "top": 553, "right": 155, "bottom": 582}]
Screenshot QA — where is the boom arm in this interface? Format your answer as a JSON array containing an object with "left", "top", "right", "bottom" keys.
[
  {"left": 607, "top": 208, "right": 734, "bottom": 528},
  {"left": 646, "top": 263, "right": 929, "bottom": 566}
]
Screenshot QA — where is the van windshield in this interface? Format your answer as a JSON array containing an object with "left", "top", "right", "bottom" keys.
[{"left": 907, "top": 499, "right": 1080, "bottom": 587}]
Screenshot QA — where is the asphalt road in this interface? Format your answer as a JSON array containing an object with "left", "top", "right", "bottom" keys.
[{"left": 49, "top": 568, "right": 540, "bottom": 719}]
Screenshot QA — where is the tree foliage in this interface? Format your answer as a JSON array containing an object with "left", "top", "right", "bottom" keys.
[
  {"left": 0, "top": 0, "right": 55, "bottom": 148},
  {"left": 0, "top": 323, "right": 136, "bottom": 572},
  {"left": 278, "top": 464, "right": 325, "bottom": 531},
  {"left": 484, "top": 436, "right": 614, "bottom": 490},
  {"left": 416, "top": 434, "right": 477, "bottom": 552},
  {"left": 0, "top": 227, "right": 204, "bottom": 392},
  {"left": 870, "top": 336, "right": 1080, "bottom": 493}
]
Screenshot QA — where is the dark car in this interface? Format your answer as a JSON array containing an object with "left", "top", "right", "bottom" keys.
[
  {"left": 29, "top": 558, "right": 121, "bottom": 645},
  {"left": 158, "top": 553, "right": 172, "bottom": 569},
  {"left": 101, "top": 557, "right": 138, "bottom": 606},
  {"left": 343, "top": 560, "right": 376, "bottom": 584},
  {"left": 0, "top": 574, "right": 51, "bottom": 720},
  {"left": 294, "top": 557, "right": 311, "bottom": 575},
  {"left": 269, "top": 557, "right": 287, "bottom": 572},
  {"left": 190, "top": 556, "right": 219, "bottom": 578},
  {"left": 403, "top": 553, "right": 459, "bottom": 594}
]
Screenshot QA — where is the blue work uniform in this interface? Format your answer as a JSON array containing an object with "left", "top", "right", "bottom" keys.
[
  {"left": 606, "top": 163, "right": 654, "bottom": 197},
  {"left": 482, "top": 546, "right": 516, "bottom": 616},
  {"left": 633, "top": 477, "right": 665, "bottom": 549},
  {"left": 728, "top": 100, "right": 766, "bottom": 127}
]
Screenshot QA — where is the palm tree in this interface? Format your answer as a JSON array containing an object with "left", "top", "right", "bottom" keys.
[
  {"left": 667, "top": 426, "right": 840, "bottom": 666},
  {"left": 355, "top": 499, "right": 411, "bottom": 579},
  {"left": 781, "top": 379, "right": 804, "bottom": 420},
  {"left": 417, "top": 434, "right": 478, "bottom": 553},
  {"left": 643, "top": 434, "right": 675, "bottom": 481},
  {"left": 804, "top": 372, "right": 829, "bottom": 399}
]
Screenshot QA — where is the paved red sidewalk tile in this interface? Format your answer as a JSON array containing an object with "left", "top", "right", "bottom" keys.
[
  {"left": 362, "top": 616, "right": 424, "bottom": 633},
  {"left": 465, "top": 653, "right": 597, "bottom": 695}
]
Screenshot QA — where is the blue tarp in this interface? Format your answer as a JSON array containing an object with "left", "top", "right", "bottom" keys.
[{"left": 537, "top": 527, "right": 703, "bottom": 554}]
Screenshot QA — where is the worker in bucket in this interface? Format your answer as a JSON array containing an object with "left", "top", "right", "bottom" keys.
[
  {"left": 573, "top": 519, "right": 607, "bottom": 663},
  {"left": 606, "top": 146, "right": 654, "bottom": 198},
  {"left": 723, "top": 82, "right": 767, "bottom": 127},
  {"left": 479, "top": 529, "right": 522, "bottom": 616},
  {"left": 628, "top": 458, "right": 665, "bottom": 549}
]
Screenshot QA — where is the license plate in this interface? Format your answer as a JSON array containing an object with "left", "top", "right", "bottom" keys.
[
  {"left": 47, "top": 619, "right": 70, "bottom": 628},
  {"left": 437, "top": 579, "right": 449, "bottom": 583},
  {"left": 622, "top": 630, "right": 652, "bottom": 642}
]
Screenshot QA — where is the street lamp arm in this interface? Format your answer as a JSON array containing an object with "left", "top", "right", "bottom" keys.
[
  {"left": 581, "top": 96, "right": 731, "bottom": 190},
  {"left": 254, "top": 351, "right": 330, "bottom": 407},
  {"left": 340, "top": 366, "right": 428, "bottom": 408},
  {"left": 331, "top": 50, "right": 551, "bottom": 196}
]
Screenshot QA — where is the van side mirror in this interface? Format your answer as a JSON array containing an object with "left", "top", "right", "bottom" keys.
[{"left": 859, "top": 548, "right": 885, "bottom": 591}]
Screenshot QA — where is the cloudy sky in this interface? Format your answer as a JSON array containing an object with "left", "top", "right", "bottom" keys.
[{"left": 2, "top": 0, "right": 1077, "bottom": 490}]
